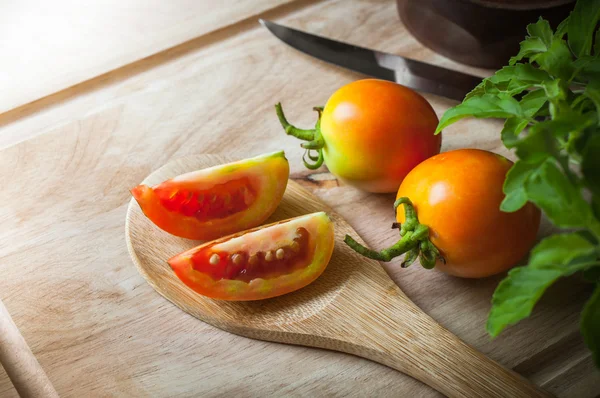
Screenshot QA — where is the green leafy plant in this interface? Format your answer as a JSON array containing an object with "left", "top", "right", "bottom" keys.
[{"left": 435, "top": 0, "right": 600, "bottom": 367}]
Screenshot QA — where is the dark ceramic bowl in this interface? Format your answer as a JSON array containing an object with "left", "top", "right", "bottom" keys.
[{"left": 397, "top": 0, "right": 575, "bottom": 68}]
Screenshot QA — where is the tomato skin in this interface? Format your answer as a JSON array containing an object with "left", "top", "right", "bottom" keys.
[
  {"left": 131, "top": 151, "right": 289, "bottom": 240},
  {"left": 320, "top": 79, "right": 441, "bottom": 193},
  {"left": 168, "top": 212, "right": 334, "bottom": 301},
  {"left": 396, "top": 149, "right": 541, "bottom": 278}
]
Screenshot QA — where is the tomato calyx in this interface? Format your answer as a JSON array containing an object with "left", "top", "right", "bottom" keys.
[
  {"left": 344, "top": 197, "right": 446, "bottom": 269},
  {"left": 275, "top": 103, "right": 325, "bottom": 170}
]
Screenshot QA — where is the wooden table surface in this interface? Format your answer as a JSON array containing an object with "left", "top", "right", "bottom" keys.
[{"left": 1, "top": 0, "right": 598, "bottom": 396}]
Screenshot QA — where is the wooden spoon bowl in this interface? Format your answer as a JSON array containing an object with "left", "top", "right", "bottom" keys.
[{"left": 126, "top": 154, "right": 550, "bottom": 398}]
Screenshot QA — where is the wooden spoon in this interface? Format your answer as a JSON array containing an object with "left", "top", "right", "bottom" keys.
[
  {"left": 126, "top": 154, "right": 551, "bottom": 398},
  {"left": 0, "top": 298, "right": 58, "bottom": 398}
]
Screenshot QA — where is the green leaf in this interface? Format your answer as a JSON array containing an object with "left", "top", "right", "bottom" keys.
[
  {"left": 510, "top": 37, "right": 548, "bottom": 65},
  {"left": 554, "top": 15, "right": 570, "bottom": 40},
  {"left": 593, "top": 195, "right": 600, "bottom": 221},
  {"left": 520, "top": 89, "right": 548, "bottom": 118},
  {"left": 573, "top": 56, "right": 600, "bottom": 82},
  {"left": 584, "top": 81, "right": 600, "bottom": 117},
  {"left": 501, "top": 160, "right": 538, "bottom": 212},
  {"left": 465, "top": 65, "right": 550, "bottom": 100},
  {"left": 568, "top": 0, "right": 600, "bottom": 57},
  {"left": 514, "top": 124, "right": 553, "bottom": 164},
  {"left": 595, "top": 28, "right": 600, "bottom": 55},
  {"left": 464, "top": 80, "right": 487, "bottom": 100},
  {"left": 582, "top": 134, "right": 600, "bottom": 195},
  {"left": 491, "top": 64, "right": 552, "bottom": 85},
  {"left": 528, "top": 17, "right": 553, "bottom": 48},
  {"left": 487, "top": 233, "right": 597, "bottom": 337},
  {"left": 501, "top": 118, "right": 529, "bottom": 148},
  {"left": 581, "top": 284, "right": 600, "bottom": 367},
  {"left": 541, "top": 78, "right": 568, "bottom": 102},
  {"left": 525, "top": 160, "right": 595, "bottom": 229},
  {"left": 532, "top": 40, "right": 575, "bottom": 81},
  {"left": 435, "top": 94, "right": 523, "bottom": 133},
  {"left": 534, "top": 111, "right": 597, "bottom": 140}
]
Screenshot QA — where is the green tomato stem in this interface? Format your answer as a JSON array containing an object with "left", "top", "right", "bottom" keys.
[
  {"left": 275, "top": 102, "right": 326, "bottom": 169},
  {"left": 275, "top": 103, "right": 316, "bottom": 141},
  {"left": 344, "top": 197, "right": 445, "bottom": 269}
]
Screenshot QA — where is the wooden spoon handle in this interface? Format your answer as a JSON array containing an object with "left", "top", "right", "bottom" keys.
[
  {"left": 328, "top": 292, "right": 552, "bottom": 398},
  {"left": 0, "top": 299, "right": 58, "bottom": 398}
]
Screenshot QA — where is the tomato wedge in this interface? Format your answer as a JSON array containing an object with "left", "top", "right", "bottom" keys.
[
  {"left": 131, "top": 151, "right": 289, "bottom": 240},
  {"left": 168, "top": 212, "right": 335, "bottom": 301}
]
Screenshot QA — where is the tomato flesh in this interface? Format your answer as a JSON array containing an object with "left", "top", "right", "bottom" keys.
[
  {"left": 191, "top": 227, "right": 310, "bottom": 282},
  {"left": 168, "top": 212, "right": 334, "bottom": 301},
  {"left": 154, "top": 177, "right": 255, "bottom": 220},
  {"left": 131, "top": 151, "right": 289, "bottom": 240}
]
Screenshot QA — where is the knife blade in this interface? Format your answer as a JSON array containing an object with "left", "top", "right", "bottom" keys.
[{"left": 260, "top": 19, "right": 483, "bottom": 101}]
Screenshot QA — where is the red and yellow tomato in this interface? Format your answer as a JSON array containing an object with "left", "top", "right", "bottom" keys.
[
  {"left": 131, "top": 151, "right": 289, "bottom": 240},
  {"left": 320, "top": 79, "right": 441, "bottom": 192},
  {"left": 396, "top": 149, "right": 541, "bottom": 278},
  {"left": 168, "top": 212, "right": 334, "bottom": 300}
]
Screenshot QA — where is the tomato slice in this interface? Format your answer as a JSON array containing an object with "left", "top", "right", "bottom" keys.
[
  {"left": 131, "top": 151, "right": 289, "bottom": 240},
  {"left": 168, "top": 212, "right": 335, "bottom": 301}
]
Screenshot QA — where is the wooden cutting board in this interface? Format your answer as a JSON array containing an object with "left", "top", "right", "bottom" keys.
[
  {"left": 125, "top": 155, "right": 551, "bottom": 398},
  {"left": 0, "top": 0, "right": 598, "bottom": 396}
]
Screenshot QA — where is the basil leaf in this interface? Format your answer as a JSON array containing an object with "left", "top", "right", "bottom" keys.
[
  {"left": 501, "top": 160, "right": 538, "bottom": 212},
  {"left": 582, "top": 134, "right": 600, "bottom": 195},
  {"left": 532, "top": 40, "right": 575, "bottom": 81},
  {"left": 568, "top": 0, "right": 600, "bottom": 57},
  {"left": 487, "top": 233, "right": 597, "bottom": 337},
  {"left": 490, "top": 64, "right": 552, "bottom": 84},
  {"left": 525, "top": 160, "right": 595, "bottom": 228},
  {"left": 527, "top": 17, "right": 553, "bottom": 47},
  {"left": 584, "top": 80, "right": 600, "bottom": 118},
  {"left": 501, "top": 117, "right": 529, "bottom": 148},
  {"left": 464, "top": 80, "right": 487, "bottom": 100},
  {"left": 510, "top": 37, "right": 548, "bottom": 65},
  {"left": 515, "top": 125, "right": 553, "bottom": 164},
  {"left": 465, "top": 65, "right": 550, "bottom": 100},
  {"left": 435, "top": 94, "right": 523, "bottom": 133},
  {"left": 581, "top": 284, "right": 600, "bottom": 367},
  {"left": 520, "top": 89, "right": 548, "bottom": 117},
  {"left": 574, "top": 56, "right": 600, "bottom": 82},
  {"left": 595, "top": 28, "right": 600, "bottom": 56},
  {"left": 554, "top": 15, "right": 571, "bottom": 40}
]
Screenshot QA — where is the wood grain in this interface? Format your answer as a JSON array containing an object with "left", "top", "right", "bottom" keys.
[
  {"left": 0, "top": 0, "right": 296, "bottom": 115},
  {"left": 126, "top": 155, "right": 550, "bottom": 398},
  {"left": 0, "top": 299, "right": 58, "bottom": 398},
  {"left": 0, "top": 0, "right": 598, "bottom": 396}
]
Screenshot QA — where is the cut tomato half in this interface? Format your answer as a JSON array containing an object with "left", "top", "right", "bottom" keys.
[
  {"left": 168, "top": 212, "right": 335, "bottom": 301},
  {"left": 131, "top": 151, "right": 289, "bottom": 240}
]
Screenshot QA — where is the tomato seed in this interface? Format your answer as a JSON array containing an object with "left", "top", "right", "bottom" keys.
[
  {"left": 248, "top": 254, "right": 259, "bottom": 266},
  {"left": 290, "top": 241, "right": 300, "bottom": 252},
  {"left": 265, "top": 251, "right": 274, "bottom": 262},
  {"left": 231, "top": 253, "right": 243, "bottom": 265},
  {"left": 276, "top": 248, "right": 285, "bottom": 260},
  {"left": 209, "top": 254, "right": 220, "bottom": 265}
]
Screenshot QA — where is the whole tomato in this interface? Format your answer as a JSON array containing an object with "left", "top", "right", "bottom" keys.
[
  {"left": 346, "top": 149, "right": 541, "bottom": 278},
  {"left": 276, "top": 79, "right": 441, "bottom": 193}
]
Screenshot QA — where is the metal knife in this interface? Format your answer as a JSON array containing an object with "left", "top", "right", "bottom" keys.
[{"left": 260, "top": 19, "right": 483, "bottom": 101}]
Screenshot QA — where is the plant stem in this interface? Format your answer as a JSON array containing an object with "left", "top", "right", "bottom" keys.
[
  {"left": 344, "top": 197, "right": 444, "bottom": 268},
  {"left": 274, "top": 103, "right": 315, "bottom": 141}
]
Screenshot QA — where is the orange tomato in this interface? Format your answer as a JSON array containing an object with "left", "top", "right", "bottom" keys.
[
  {"left": 168, "top": 212, "right": 334, "bottom": 300},
  {"left": 396, "top": 149, "right": 541, "bottom": 278},
  {"left": 320, "top": 79, "right": 441, "bottom": 192},
  {"left": 277, "top": 79, "right": 441, "bottom": 193}
]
